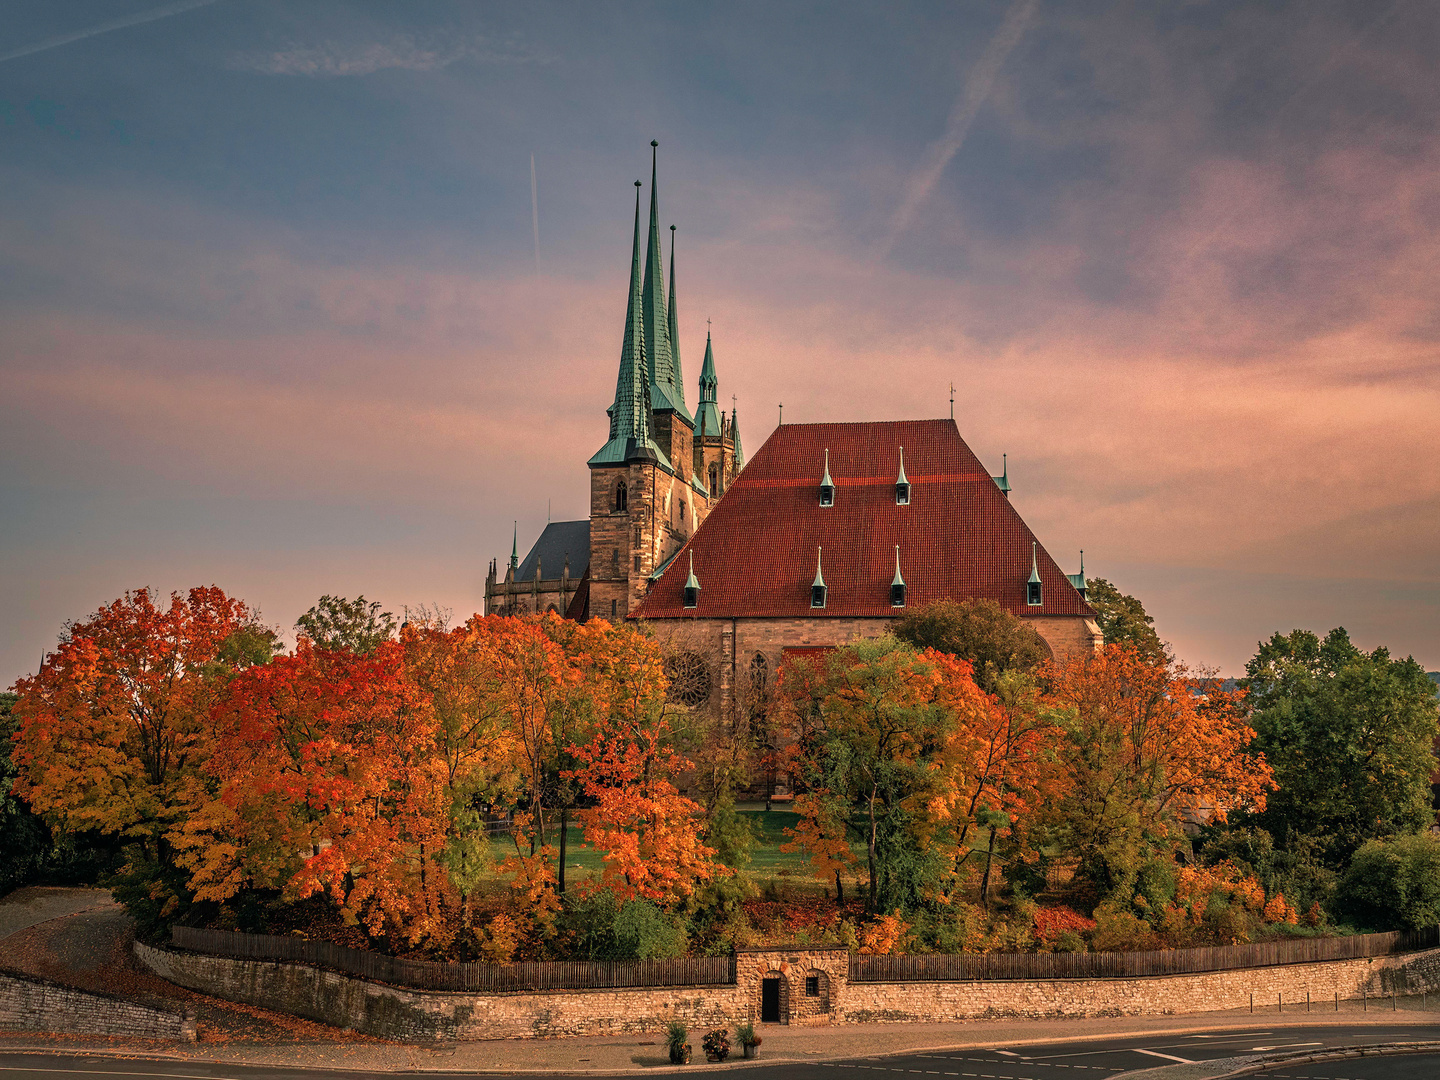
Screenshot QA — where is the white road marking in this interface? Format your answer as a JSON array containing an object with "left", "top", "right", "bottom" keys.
[
  {"left": 1131, "top": 1049, "right": 1197, "bottom": 1064},
  {"left": 1251, "top": 1043, "right": 1324, "bottom": 1051}
]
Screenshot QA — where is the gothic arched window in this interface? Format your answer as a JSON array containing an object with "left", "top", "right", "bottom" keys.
[
  {"left": 614, "top": 480, "right": 628, "bottom": 512},
  {"left": 709, "top": 463, "right": 719, "bottom": 495}
]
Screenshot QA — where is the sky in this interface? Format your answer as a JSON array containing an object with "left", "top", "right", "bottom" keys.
[{"left": 2, "top": 0, "right": 1437, "bottom": 682}]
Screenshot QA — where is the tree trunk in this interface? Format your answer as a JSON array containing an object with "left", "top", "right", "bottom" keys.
[
  {"left": 867, "top": 790, "right": 879, "bottom": 910},
  {"left": 558, "top": 805, "right": 570, "bottom": 895},
  {"left": 980, "top": 828, "right": 998, "bottom": 910},
  {"left": 835, "top": 869, "right": 844, "bottom": 905}
]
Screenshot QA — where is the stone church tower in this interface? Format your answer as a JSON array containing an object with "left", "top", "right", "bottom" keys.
[{"left": 583, "top": 143, "right": 739, "bottom": 623}]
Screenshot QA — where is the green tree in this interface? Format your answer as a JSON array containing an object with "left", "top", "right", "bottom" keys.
[
  {"left": 778, "top": 636, "right": 979, "bottom": 912},
  {"left": 892, "top": 598, "right": 1050, "bottom": 693},
  {"left": 1084, "top": 578, "right": 1164, "bottom": 662},
  {"left": 294, "top": 595, "right": 397, "bottom": 654},
  {"left": 1243, "top": 627, "right": 1440, "bottom": 867},
  {"left": 1335, "top": 834, "right": 1440, "bottom": 931}
]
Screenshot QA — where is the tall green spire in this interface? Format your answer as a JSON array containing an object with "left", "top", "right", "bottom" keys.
[
  {"left": 668, "top": 224, "right": 687, "bottom": 415},
  {"left": 695, "top": 330, "right": 722, "bottom": 437},
  {"left": 590, "top": 180, "right": 668, "bottom": 468},
  {"left": 510, "top": 521, "right": 518, "bottom": 571},
  {"left": 641, "top": 142, "right": 693, "bottom": 426}
]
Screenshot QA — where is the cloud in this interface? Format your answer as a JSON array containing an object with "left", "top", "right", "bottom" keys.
[{"left": 230, "top": 33, "right": 541, "bottom": 77}]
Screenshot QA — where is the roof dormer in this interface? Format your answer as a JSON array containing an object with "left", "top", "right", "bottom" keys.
[
  {"left": 683, "top": 551, "right": 700, "bottom": 608},
  {"left": 1066, "top": 550, "right": 1087, "bottom": 601},
  {"left": 891, "top": 545, "right": 906, "bottom": 607},
  {"left": 994, "top": 453, "right": 1011, "bottom": 497},
  {"left": 811, "top": 547, "right": 827, "bottom": 608},
  {"left": 1026, "top": 541, "right": 1042, "bottom": 607},
  {"left": 819, "top": 449, "right": 835, "bottom": 507},
  {"left": 895, "top": 447, "right": 910, "bottom": 505}
]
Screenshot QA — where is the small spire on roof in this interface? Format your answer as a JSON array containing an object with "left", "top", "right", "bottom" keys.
[
  {"left": 892, "top": 545, "right": 905, "bottom": 588},
  {"left": 686, "top": 552, "right": 700, "bottom": 591},
  {"left": 993, "top": 453, "right": 1011, "bottom": 496},
  {"left": 1029, "top": 541, "right": 1041, "bottom": 585},
  {"left": 813, "top": 546, "right": 826, "bottom": 589},
  {"left": 510, "top": 521, "right": 519, "bottom": 570},
  {"left": 819, "top": 448, "right": 835, "bottom": 506},
  {"left": 897, "top": 446, "right": 909, "bottom": 487}
]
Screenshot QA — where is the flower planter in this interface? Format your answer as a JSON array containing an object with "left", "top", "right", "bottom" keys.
[
  {"left": 742, "top": 1043, "right": 759, "bottom": 1059},
  {"left": 669, "top": 1043, "right": 693, "bottom": 1065}
]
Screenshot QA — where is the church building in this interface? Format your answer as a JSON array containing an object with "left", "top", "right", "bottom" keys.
[
  {"left": 487, "top": 144, "right": 1099, "bottom": 701},
  {"left": 485, "top": 143, "right": 741, "bottom": 620}
]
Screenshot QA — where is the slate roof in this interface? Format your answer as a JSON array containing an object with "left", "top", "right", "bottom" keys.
[
  {"left": 634, "top": 419, "right": 1093, "bottom": 620},
  {"left": 516, "top": 520, "right": 590, "bottom": 582}
]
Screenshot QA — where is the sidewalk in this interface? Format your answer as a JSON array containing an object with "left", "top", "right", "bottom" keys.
[{"left": 4, "top": 1009, "right": 1440, "bottom": 1074}]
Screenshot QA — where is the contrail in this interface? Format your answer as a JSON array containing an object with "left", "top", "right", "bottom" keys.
[
  {"left": 530, "top": 153, "right": 541, "bottom": 273},
  {"left": 0, "top": 0, "right": 220, "bottom": 65},
  {"left": 878, "top": 0, "right": 1038, "bottom": 259}
]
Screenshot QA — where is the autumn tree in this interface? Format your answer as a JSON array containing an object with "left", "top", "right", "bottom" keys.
[
  {"left": 1045, "top": 644, "right": 1272, "bottom": 904},
  {"left": 778, "top": 636, "right": 976, "bottom": 912},
  {"left": 295, "top": 595, "right": 397, "bottom": 654},
  {"left": 892, "top": 598, "right": 1051, "bottom": 694},
  {"left": 1084, "top": 578, "right": 1165, "bottom": 662},
  {"left": 932, "top": 670, "right": 1064, "bottom": 907},
  {"left": 192, "top": 639, "right": 455, "bottom": 945},
  {"left": 1241, "top": 627, "right": 1439, "bottom": 866},
  {"left": 401, "top": 619, "right": 520, "bottom": 903},
  {"left": 10, "top": 587, "right": 272, "bottom": 928},
  {"left": 566, "top": 620, "right": 720, "bottom": 904}
]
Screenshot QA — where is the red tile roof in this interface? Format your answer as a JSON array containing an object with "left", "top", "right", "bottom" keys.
[{"left": 634, "top": 419, "right": 1093, "bottom": 620}]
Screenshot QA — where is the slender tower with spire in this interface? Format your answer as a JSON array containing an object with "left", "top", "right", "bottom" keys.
[
  {"left": 640, "top": 142, "right": 697, "bottom": 484},
  {"left": 581, "top": 143, "right": 742, "bottom": 623}
]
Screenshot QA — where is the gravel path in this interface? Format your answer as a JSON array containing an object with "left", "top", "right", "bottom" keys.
[
  {"left": 0, "top": 887, "right": 116, "bottom": 941},
  {"left": 0, "top": 886, "right": 379, "bottom": 1046}
]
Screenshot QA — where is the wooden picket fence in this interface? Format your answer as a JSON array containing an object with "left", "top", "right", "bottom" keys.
[
  {"left": 171, "top": 924, "right": 1440, "bottom": 992},
  {"left": 169, "top": 926, "right": 735, "bottom": 992},
  {"left": 849, "top": 926, "right": 1440, "bottom": 983}
]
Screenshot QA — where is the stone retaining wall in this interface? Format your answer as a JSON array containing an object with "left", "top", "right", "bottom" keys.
[
  {"left": 0, "top": 969, "right": 196, "bottom": 1041},
  {"left": 842, "top": 948, "right": 1440, "bottom": 1023},
  {"left": 133, "top": 941, "right": 1440, "bottom": 1042}
]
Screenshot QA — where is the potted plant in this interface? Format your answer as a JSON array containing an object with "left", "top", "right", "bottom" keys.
[
  {"left": 735, "top": 1021, "right": 762, "bottom": 1059},
  {"left": 666, "top": 1020, "right": 693, "bottom": 1065},
  {"left": 702, "top": 1027, "right": 731, "bottom": 1062}
]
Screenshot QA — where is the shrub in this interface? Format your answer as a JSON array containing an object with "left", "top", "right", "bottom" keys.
[
  {"left": 558, "top": 891, "right": 687, "bottom": 960},
  {"left": 735, "top": 1021, "right": 759, "bottom": 1047},
  {"left": 1335, "top": 834, "right": 1440, "bottom": 931},
  {"left": 857, "top": 911, "right": 911, "bottom": 954},
  {"left": 1033, "top": 906, "right": 1097, "bottom": 950},
  {"left": 1090, "top": 902, "right": 1158, "bottom": 951}
]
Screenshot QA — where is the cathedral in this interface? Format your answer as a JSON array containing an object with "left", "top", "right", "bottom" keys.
[
  {"left": 486, "top": 144, "right": 1100, "bottom": 703},
  {"left": 485, "top": 143, "right": 741, "bottom": 622}
]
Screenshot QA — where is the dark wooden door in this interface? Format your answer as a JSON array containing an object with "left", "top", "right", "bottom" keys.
[{"left": 761, "top": 977, "right": 781, "bottom": 1022}]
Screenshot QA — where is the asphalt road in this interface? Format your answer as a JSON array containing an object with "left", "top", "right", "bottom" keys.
[{"left": 2, "top": 1025, "right": 1439, "bottom": 1080}]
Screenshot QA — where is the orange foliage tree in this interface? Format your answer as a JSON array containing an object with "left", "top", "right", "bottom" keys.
[
  {"left": 192, "top": 639, "right": 455, "bottom": 944},
  {"left": 566, "top": 619, "right": 720, "bottom": 904},
  {"left": 10, "top": 587, "right": 270, "bottom": 923},
  {"left": 931, "top": 670, "right": 1064, "bottom": 907},
  {"left": 1044, "top": 644, "right": 1273, "bottom": 901}
]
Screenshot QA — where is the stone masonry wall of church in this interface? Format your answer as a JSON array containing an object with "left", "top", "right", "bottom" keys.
[{"left": 643, "top": 614, "right": 1101, "bottom": 713}]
